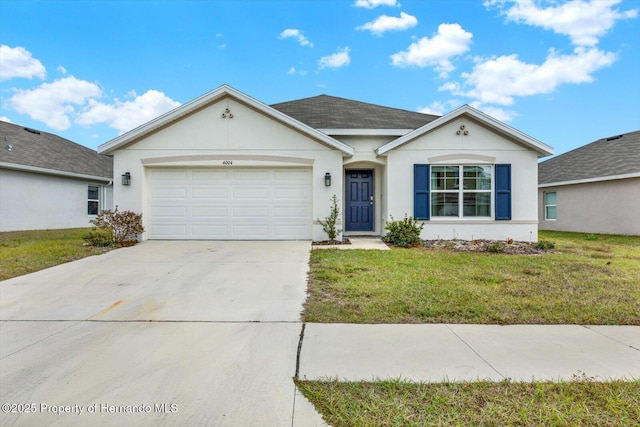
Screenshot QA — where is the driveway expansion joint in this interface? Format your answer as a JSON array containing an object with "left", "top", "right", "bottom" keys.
[{"left": 294, "top": 322, "right": 306, "bottom": 380}]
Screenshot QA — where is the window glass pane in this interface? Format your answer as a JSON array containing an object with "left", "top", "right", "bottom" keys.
[
  {"left": 88, "top": 186, "right": 99, "bottom": 200},
  {"left": 545, "top": 192, "right": 556, "bottom": 205},
  {"left": 88, "top": 201, "right": 99, "bottom": 215},
  {"left": 431, "top": 193, "right": 459, "bottom": 217},
  {"left": 546, "top": 206, "right": 556, "bottom": 220},
  {"left": 431, "top": 166, "right": 445, "bottom": 190},
  {"left": 463, "top": 166, "right": 491, "bottom": 190},
  {"left": 463, "top": 192, "right": 491, "bottom": 217}
]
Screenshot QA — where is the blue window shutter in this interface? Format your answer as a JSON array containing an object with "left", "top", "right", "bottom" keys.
[
  {"left": 495, "top": 164, "right": 511, "bottom": 220},
  {"left": 414, "top": 164, "right": 430, "bottom": 220}
]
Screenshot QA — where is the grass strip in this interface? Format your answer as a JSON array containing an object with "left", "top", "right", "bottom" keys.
[{"left": 296, "top": 377, "right": 640, "bottom": 427}]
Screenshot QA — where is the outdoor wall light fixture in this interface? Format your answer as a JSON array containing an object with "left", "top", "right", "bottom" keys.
[
  {"left": 121, "top": 172, "right": 131, "bottom": 186},
  {"left": 325, "top": 172, "right": 332, "bottom": 187}
]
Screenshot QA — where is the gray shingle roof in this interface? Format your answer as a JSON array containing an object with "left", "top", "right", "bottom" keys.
[
  {"left": 538, "top": 130, "right": 640, "bottom": 185},
  {"left": 0, "top": 120, "right": 113, "bottom": 179},
  {"left": 270, "top": 95, "right": 438, "bottom": 130}
]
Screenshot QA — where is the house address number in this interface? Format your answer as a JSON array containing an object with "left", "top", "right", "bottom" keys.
[{"left": 222, "top": 161, "right": 233, "bottom": 165}]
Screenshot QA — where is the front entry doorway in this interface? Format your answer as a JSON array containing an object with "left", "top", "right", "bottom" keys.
[{"left": 345, "top": 169, "right": 374, "bottom": 232}]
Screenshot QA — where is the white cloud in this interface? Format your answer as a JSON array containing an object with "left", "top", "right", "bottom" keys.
[
  {"left": 0, "top": 45, "right": 46, "bottom": 81},
  {"left": 57, "top": 65, "right": 67, "bottom": 75},
  {"left": 485, "top": 0, "right": 638, "bottom": 46},
  {"left": 0, "top": 116, "right": 13, "bottom": 123},
  {"left": 418, "top": 100, "right": 460, "bottom": 116},
  {"left": 9, "top": 76, "right": 102, "bottom": 130},
  {"left": 447, "top": 47, "right": 617, "bottom": 105},
  {"left": 318, "top": 47, "right": 351, "bottom": 69},
  {"left": 390, "top": 23, "right": 473, "bottom": 76},
  {"left": 357, "top": 11, "right": 417, "bottom": 35},
  {"left": 287, "top": 67, "right": 308, "bottom": 76},
  {"left": 354, "top": 0, "right": 399, "bottom": 8},
  {"left": 279, "top": 28, "right": 313, "bottom": 47},
  {"left": 76, "top": 89, "right": 181, "bottom": 134},
  {"left": 469, "top": 102, "right": 517, "bottom": 122}
]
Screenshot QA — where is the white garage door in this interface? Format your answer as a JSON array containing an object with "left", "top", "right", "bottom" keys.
[{"left": 148, "top": 168, "right": 312, "bottom": 240}]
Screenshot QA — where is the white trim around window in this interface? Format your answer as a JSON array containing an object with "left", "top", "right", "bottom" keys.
[
  {"left": 88, "top": 185, "right": 100, "bottom": 216},
  {"left": 544, "top": 191, "right": 556, "bottom": 221}
]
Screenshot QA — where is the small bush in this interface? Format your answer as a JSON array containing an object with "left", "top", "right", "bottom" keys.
[
  {"left": 585, "top": 234, "right": 599, "bottom": 241},
  {"left": 535, "top": 240, "right": 555, "bottom": 250},
  {"left": 83, "top": 228, "right": 113, "bottom": 247},
  {"left": 487, "top": 241, "right": 506, "bottom": 253},
  {"left": 382, "top": 215, "right": 424, "bottom": 247},
  {"left": 90, "top": 206, "right": 144, "bottom": 247},
  {"left": 317, "top": 195, "right": 342, "bottom": 242}
]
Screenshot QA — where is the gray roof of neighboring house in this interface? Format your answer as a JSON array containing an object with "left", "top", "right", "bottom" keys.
[
  {"left": 0, "top": 120, "right": 113, "bottom": 179},
  {"left": 271, "top": 95, "right": 439, "bottom": 130},
  {"left": 538, "top": 130, "right": 640, "bottom": 185}
]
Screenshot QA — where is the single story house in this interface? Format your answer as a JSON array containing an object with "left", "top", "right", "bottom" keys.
[
  {"left": 98, "top": 85, "right": 553, "bottom": 242},
  {"left": 539, "top": 130, "right": 640, "bottom": 235},
  {"left": 0, "top": 120, "right": 113, "bottom": 232}
]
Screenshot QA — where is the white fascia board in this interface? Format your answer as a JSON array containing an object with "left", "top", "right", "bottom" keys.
[
  {"left": 376, "top": 105, "right": 554, "bottom": 157},
  {"left": 1, "top": 162, "right": 112, "bottom": 182},
  {"left": 98, "top": 84, "right": 354, "bottom": 156},
  {"left": 539, "top": 172, "right": 640, "bottom": 188},
  {"left": 318, "top": 129, "right": 414, "bottom": 136}
]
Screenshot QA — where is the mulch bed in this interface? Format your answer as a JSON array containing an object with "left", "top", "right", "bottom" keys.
[
  {"left": 423, "top": 239, "right": 551, "bottom": 255},
  {"left": 312, "top": 239, "right": 351, "bottom": 246}
]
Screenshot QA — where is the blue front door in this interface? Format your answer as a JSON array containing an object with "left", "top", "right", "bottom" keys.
[{"left": 345, "top": 169, "right": 374, "bottom": 232}]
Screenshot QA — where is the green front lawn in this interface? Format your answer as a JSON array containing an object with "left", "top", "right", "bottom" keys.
[
  {"left": 304, "top": 231, "right": 640, "bottom": 325},
  {"left": 296, "top": 378, "right": 640, "bottom": 427},
  {"left": 0, "top": 228, "right": 111, "bottom": 281}
]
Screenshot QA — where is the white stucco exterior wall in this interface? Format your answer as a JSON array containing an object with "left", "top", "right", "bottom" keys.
[
  {"left": 110, "top": 96, "right": 346, "bottom": 241},
  {"left": 384, "top": 118, "right": 540, "bottom": 242},
  {"left": 539, "top": 177, "right": 640, "bottom": 235},
  {"left": 0, "top": 169, "right": 113, "bottom": 232}
]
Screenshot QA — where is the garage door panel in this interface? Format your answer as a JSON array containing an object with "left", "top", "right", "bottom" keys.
[
  {"left": 191, "top": 206, "right": 227, "bottom": 218},
  {"left": 233, "top": 189, "right": 270, "bottom": 199},
  {"left": 233, "top": 206, "right": 270, "bottom": 218},
  {"left": 152, "top": 188, "right": 187, "bottom": 199},
  {"left": 152, "top": 207, "right": 188, "bottom": 218},
  {"left": 191, "top": 188, "right": 227, "bottom": 199},
  {"left": 151, "top": 169, "right": 188, "bottom": 182},
  {"left": 191, "top": 225, "right": 228, "bottom": 238},
  {"left": 151, "top": 224, "right": 188, "bottom": 238},
  {"left": 148, "top": 168, "right": 311, "bottom": 240}
]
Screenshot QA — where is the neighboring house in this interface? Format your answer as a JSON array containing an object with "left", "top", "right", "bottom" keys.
[
  {"left": 0, "top": 121, "right": 113, "bottom": 232},
  {"left": 539, "top": 130, "right": 640, "bottom": 236},
  {"left": 98, "top": 85, "right": 553, "bottom": 242}
]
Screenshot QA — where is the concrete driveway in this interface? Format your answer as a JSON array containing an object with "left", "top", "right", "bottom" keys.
[{"left": 0, "top": 241, "right": 325, "bottom": 426}]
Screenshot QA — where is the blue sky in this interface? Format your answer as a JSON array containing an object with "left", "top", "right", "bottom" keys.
[{"left": 1, "top": 0, "right": 638, "bottom": 156}]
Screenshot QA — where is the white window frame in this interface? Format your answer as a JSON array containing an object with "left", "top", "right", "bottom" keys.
[
  {"left": 430, "top": 165, "right": 493, "bottom": 219},
  {"left": 544, "top": 191, "right": 557, "bottom": 221},
  {"left": 88, "top": 185, "right": 100, "bottom": 216}
]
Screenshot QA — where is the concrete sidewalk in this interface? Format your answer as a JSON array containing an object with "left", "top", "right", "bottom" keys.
[{"left": 298, "top": 324, "right": 640, "bottom": 382}]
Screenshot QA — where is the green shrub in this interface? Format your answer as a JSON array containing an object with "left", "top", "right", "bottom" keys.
[
  {"left": 487, "top": 241, "right": 506, "bottom": 253},
  {"left": 90, "top": 206, "right": 144, "bottom": 247},
  {"left": 535, "top": 240, "right": 555, "bottom": 250},
  {"left": 317, "top": 195, "right": 342, "bottom": 242},
  {"left": 382, "top": 215, "right": 424, "bottom": 247},
  {"left": 83, "top": 228, "right": 113, "bottom": 247}
]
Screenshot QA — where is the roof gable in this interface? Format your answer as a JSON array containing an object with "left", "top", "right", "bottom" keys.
[
  {"left": 0, "top": 121, "right": 112, "bottom": 179},
  {"left": 376, "top": 104, "right": 553, "bottom": 158},
  {"left": 98, "top": 85, "right": 354, "bottom": 155},
  {"left": 539, "top": 130, "right": 640, "bottom": 185},
  {"left": 271, "top": 94, "right": 438, "bottom": 130}
]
